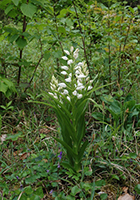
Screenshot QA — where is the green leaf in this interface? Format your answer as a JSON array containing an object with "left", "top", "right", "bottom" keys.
[
  {"left": 84, "top": 170, "right": 92, "bottom": 176},
  {"left": 61, "top": 162, "right": 76, "bottom": 173},
  {"left": 18, "top": 193, "right": 27, "bottom": 200},
  {"left": 16, "top": 37, "right": 27, "bottom": 49},
  {"left": 57, "top": 9, "right": 68, "bottom": 18},
  {"left": 53, "top": 50, "right": 62, "bottom": 58},
  {"left": 0, "top": 105, "right": 6, "bottom": 109},
  {"left": 66, "top": 195, "right": 75, "bottom": 200},
  {"left": 91, "top": 181, "right": 95, "bottom": 200},
  {"left": 0, "top": 0, "right": 12, "bottom": 7},
  {"left": 2, "top": 78, "right": 15, "bottom": 88},
  {"left": 124, "top": 100, "right": 136, "bottom": 111},
  {"left": 66, "top": 18, "right": 73, "bottom": 27},
  {"left": 129, "top": 152, "right": 137, "bottom": 159},
  {"left": 7, "top": 9, "right": 17, "bottom": 18},
  {"left": 25, "top": 175, "right": 39, "bottom": 184},
  {"left": 92, "top": 112, "right": 105, "bottom": 121},
  {"left": 6, "top": 100, "right": 12, "bottom": 107},
  {"left": 95, "top": 180, "right": 105, "bottom": 187},
  {"left": 43, "top": 51, "right": 51, "bottom": 61},
  {"left": 82, "top": 183, "right": 91, "bottom": 191},
  {"left": 31, "top": 0, "right": 44, "bottom": 7},
  {"left": 0, "top": 81, "right": 8, "bottom": 94},
  {"left": 30, "top": 195, "right": 41, "bottom": 200},
  {"left": 5, "top": 4, "right": 14, "bottom": 15},
  {"left": 77, "top": 114, "right": 86, "bottom": 148},
  {"left": 58, "top": 27, "right": 66, "bottom": 35},
  {"left": 109, "top": 101, "right": 121, "bottom": 115},
  {"left": 100, "top": 193, "right": 108, "bottom": 200},
  {"left": 20, "top": 3, "right": 37, "bottom": 18},
  {"left": 129, "top": 7, "right": 134, "bottom": 14},
  {"left": 12, "top": 0, "right": 20, "bottom": 6},
  {"left": 53, "top": 104, "right": 76, "bottom": 142},
  {"left": 9, "top": 34, "right": 19, "bottom": 43},
  {"left": 71, "top": 186, "right": 81, "bottom": 196},
  {"left": 136, "top": 131, "right": 140, "bottom": 137},
  {"left": 111, "top": 174, "right": 120, "bottom": 180},
  {"left": 24, "top": 185, "right": 33, "bottom": 195},
  {"left": 54, "top": 137, "right": 77, "bottom": 159},
  {"left": 78, "top": 140, "right": 88, "bottom": 162},
  {"left": 34, "top": 186, "right": 44, "bottom": 198},
  {"left": 135, "top": 184, "right": 140, "bottom": 194},
  {"left": 6, "top": 133, "right": 23, "bottom": 141}
]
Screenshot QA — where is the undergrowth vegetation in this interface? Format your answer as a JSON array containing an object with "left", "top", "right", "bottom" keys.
[{"left": 0, "top": 0, "right": 140, "bottom": 199}]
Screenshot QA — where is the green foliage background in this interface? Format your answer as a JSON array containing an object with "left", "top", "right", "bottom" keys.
[{"left": 0, "top": 0, "right": 140, "bottom": 199}]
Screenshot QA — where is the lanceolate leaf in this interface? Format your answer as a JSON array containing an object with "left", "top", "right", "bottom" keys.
[
  {"left": 75, "top": 98, "right": 88, "bottom": 123},
  {"left": 77, "top": 114, "right": 86, "bottom": 148},
  {"left": 55, "top": 109, "right": 73, "bottom": 145},
  {"left": 54, "top": 137, "right": 77, "bottom": 159},
  {"left": 78, "top": 140, "right": 88, "bottom": 162},
  {"left": 55, "top": 108, "right": 77, "bottom": 142},
  {"left": 61, "top": 162, "right": 76, "bottom": 173},
  {"left": 20, "top": 3, "right": 37, "bottom": 18}
]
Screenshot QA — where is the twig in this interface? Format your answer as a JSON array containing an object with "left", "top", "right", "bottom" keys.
[
  {"left": 17, "top": 1, "right": 28, "bottom": 86},
  {"left": 17, "top": 191, "right": 23, "bottom": 200},
  {"left": 24, "top": 54, "right": 44, "bottom": 93}
]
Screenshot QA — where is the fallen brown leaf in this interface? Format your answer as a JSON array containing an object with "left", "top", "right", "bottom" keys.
[
  {"left": 118, "top": 193, "right": 135, "bottom": 200},
  {"left": 118, "top": 187, "right": 135, "bottom": 200},
  {"left": 19, "top": 152, "right": 30, "bottom": 160}
]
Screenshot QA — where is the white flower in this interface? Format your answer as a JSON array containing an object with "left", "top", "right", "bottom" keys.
[
  {"left": 58, "top": 83, "right": 67, "bottom": 88},
  {"left": 75, "top": 70, "right": 80, "bottom": 75},
  {"left": 87, "top": 86, "right": 93, "bottom": 90},
  {"left": 73, "top": 48, "right": 79, "bottom": 59},
  {"left": 75, "top": 66, "right": 80, "bottom": 70},
  {"left": 77, "top": 62, "right": 83, "bottom": 66},
  {"left": 77, "top": 93, "right": 83, "bottom": 99},
  {"left": 49, "top": 92, "right": 58, "bottom": 99},
  {"left": 64, "top": 50, "right": 70, "bottom": 55},
  {"left": 61, "top": 71, "right": 67, "bottom": 75},
  {"left": 67, "top": 96, "right": 70, "bottom": 101},
  {"left": 63, "top": 89, "right": 68, "bottom": 95},
  {"left": 62, "top": 56, "right": 68, "bottom": 60},
  {"left": 70, "top": 46, "right": 74, "bottom": 53},
  {"left": 72, "top": 90, "right": 77, "bottom": 96},
  {"left": 65, "top": 77, "right": 71, "bottom": 82},
  {"left": 61, "top": 66, "right": 68, "bottom": 70},
  {"left": 50, "top": 84, "right": 56, "bottom": 90},
  {"left": 53, "top": 94, "right": 58, "bottom": 99},
  {"left": 77, "top": 74, "right": 86, "bottom": 79},
  {"left": 76, "top": 85, "right": 85, "bottom": 90},
  {"left": 77, "top": 80, "right": 83, "bottom": 87},
  {"left": 67, "top": 59, "right": 73, "bottom": 65},
  {"left": 51, "top": 75, "right": 58, "bottom": 85},
  {"left": 48, "top": 92, "right": 54, "bottom": 96},
  {"left": 58, "top": 86, "right": 62, "bottom": 91}
]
